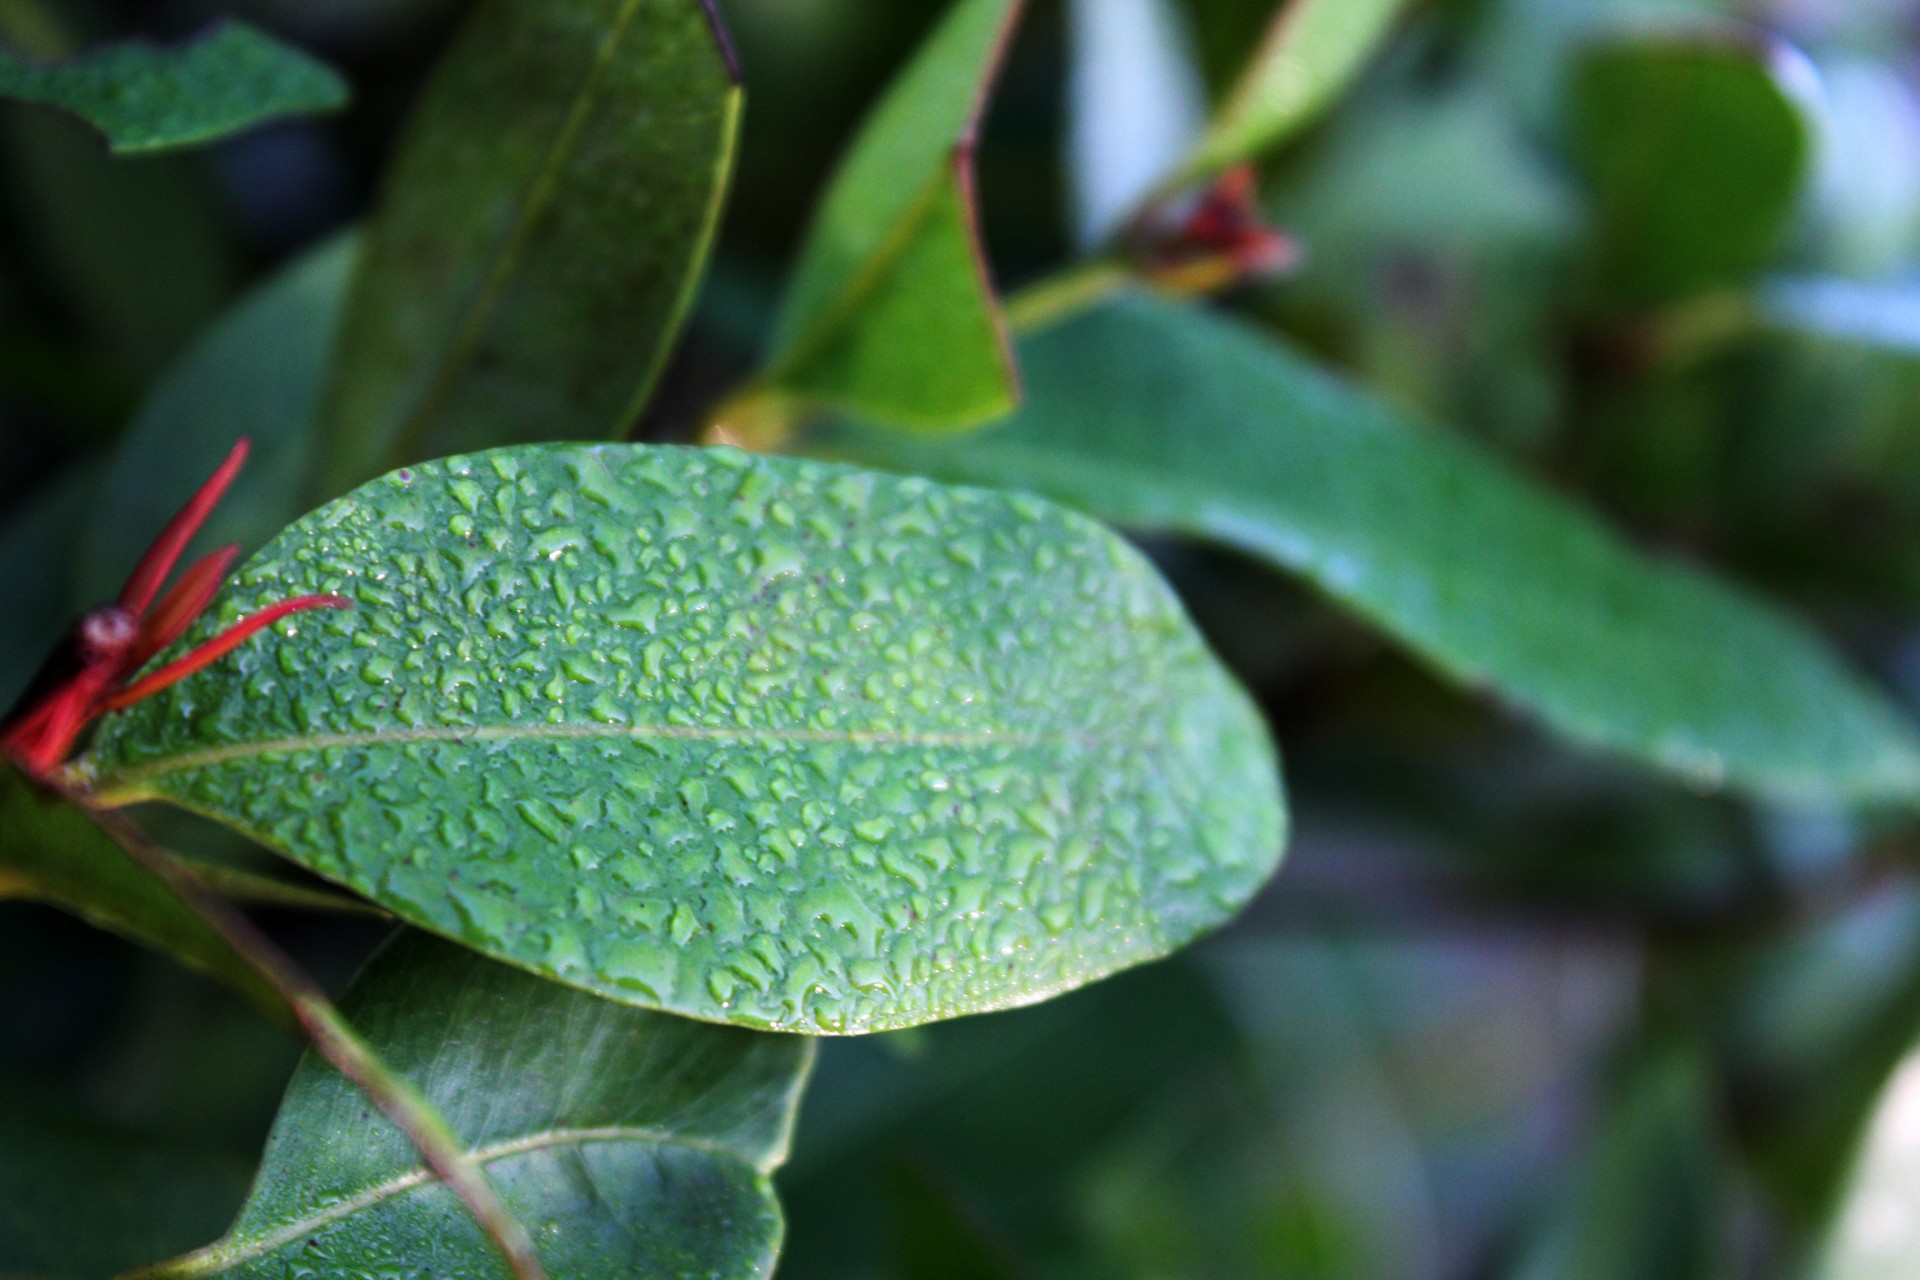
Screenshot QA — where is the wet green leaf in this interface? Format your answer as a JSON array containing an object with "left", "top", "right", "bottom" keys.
[
  {"left": 0, "top": 22, "right": 346, "bottom": 155},
  {"left": 80, "top": 444, "right": 1285, "bottom": 1034},
  {"left": 80, "top": 234, "right": 357, "bottom": 604},
  {"left": 129, "top": 931, "right": 812, "bottom": 1279},
  {"left": 315, "top": 0, "right": 741, "bottom": 497},
  {"left": 1173, "top": 0, "right": 1407, "bottom": 187},
  {"left": 815, "top": 295, "right": 1920, "bottom": 803},
  {"left": 1569, "top": 32, "right": 1811, "bottom": 307},
  {"left": 0, "top": 1093, "right": 250, "bottom": 1280},
  {"left": 0, "top": 765, "right": 285, "bottom": 1021},
  {"left": 759, "top": 0, "right": 1022, "bottom": 429}
]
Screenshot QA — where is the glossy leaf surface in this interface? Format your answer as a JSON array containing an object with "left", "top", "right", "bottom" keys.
[
  {"left": 1569, "top": 33, "right": 1810, "bottom": 306},
  {"left": 316, "top": 0, "right": 741, "bottom": 496},
  {"left": 1173, "top": 0, "right": 1407, "bottom": 186},
  {"left": 0, "top": 22, "right": 346, "bottom": 155},
  {"left": 0, "top": 764, "right": 285, "bottom": 1019},
  {"left": 762, "top": 0, "right": 1021, "bottom": 429},
  {"left": 816, "top": 295, "right": 1920, "bottom": 802},
  {"left": 82, "top": 445, "right": 1284, "bottom": 1033},
  {"left": 130, "top": 931, "right": 812, "bottom": 1279},
  {"left": 81, "top": 234, "right": 357, "bottom": 603}
]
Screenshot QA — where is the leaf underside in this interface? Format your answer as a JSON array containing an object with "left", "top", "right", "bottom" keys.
[
  {"left": 81, "top": 445, "right": 1285, "bottom": 1034},
  {"left": 132, "top": 931, "right": 812, "bottom": 1280}
]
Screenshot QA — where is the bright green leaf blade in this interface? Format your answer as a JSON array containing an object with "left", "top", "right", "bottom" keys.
[
  {"left": 315, "top": 0, "right": 741, "bottom": 497},
  {"left": 80, "top": 234, "right": 358, "bottom": 604},
  {"left": 0, "top": 765, "right": 286, "bottom": 1021},
  {"left": 1172, "top": 0, "right": 1408, "bottom": 187},
  {"left": 814, "top": 295, "right": 1920, "bottom": 803},
  {"left": 0, "top": 1094, "right": 250, "bottom": 1280},
  {"left": 1569, "top": 32, "right": 1811, "bottom": 306},
  {"left": 0, "top": 22, "right": 346, "bottom": 155},
  {"left": 131, "top": 931, "right": 812, "bottom": 1279},
  {"left": 762, "top": 0, "right": 1022, "bottom": 429},
  {"left": 81, "top": 444, "right": 1285, "bottom": 1034}
]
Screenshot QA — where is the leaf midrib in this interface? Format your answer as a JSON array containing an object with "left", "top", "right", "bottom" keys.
[
  {"left": 85, "top": 719, "right": 1118, "bottom": 805},
  {"left": 123, "top": 1124, "right": 767, "bottom": 1279},
  {"left": 381, "top": 0, "right": 648, "bottom": 470}
]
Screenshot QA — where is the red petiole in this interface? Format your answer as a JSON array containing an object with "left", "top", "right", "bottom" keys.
[{"left": 0, "top": 439, "right": 349, "bottom": 777}]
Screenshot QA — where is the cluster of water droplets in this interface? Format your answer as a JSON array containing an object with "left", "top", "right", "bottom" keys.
[{"left": 91, "top": 445, "right": 1282, "bottom": 1032}]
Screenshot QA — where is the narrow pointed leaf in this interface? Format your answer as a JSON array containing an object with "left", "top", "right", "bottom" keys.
[
  {"left": 815, "top": 295, "right": 1920, "bottom": 803},
  {"left": 761, "top": 0, "right": 1022, "bottom": 429},
  {"left": 316, "top": 0, "right": 741, "bottom": 496},
  {"left": 0, "top": 22, "right": 346, "bottom": 155},
  {"left": 80, "top": 445, "right": 1284, "bottom": 1034},
  {"left": 129, "top": 932, "right": 812, "bottom": 1279},
  {"left": 1569, "top": 32, "right": 1811, "bottom": 306},
  {"left": 0, "top": 764, "right": 287, "bottom": 1020},
  {"left": 81, "top": 234, "right": 358, "bottom": 604},
  {"left": 1171, "top": 0, "right": 1408, "bottom": 187}
]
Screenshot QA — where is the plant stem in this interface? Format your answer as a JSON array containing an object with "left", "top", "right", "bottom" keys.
[
  {"left": 1002, "top": 259, "right": 1131, "bottom": 334},
  {"left": 72, "top": 795, "right": 547, "bottom": 1280}
]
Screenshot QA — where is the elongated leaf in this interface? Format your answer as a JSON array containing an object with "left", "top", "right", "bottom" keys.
[
  {"left": 0, "top": 22, "right": 346, "bottom": 155},
  {"left": 316, "top": 0, "right": 741, "bottom": 497},
  {"left": 80, "top": 445, "right": 1284, "bottom": 1033},
  {"left": 814, "top": 295, "right": 1920, "bottom": 803},
  {"left": 131, "top": 931, "right": 813, "bottom": 1279},
  {"left": 1171, "top": 0, "right": 1407, "bottom": 187},
  {"left": 0, "top": 1095, "right": 250, "bottom": 1280},
  {"left": 81, "top": 234, "right": 357, "bottom": 604},
  {"left": 760, "top": 0, "right": 1022, "bottom": 429},
  {"left": 0, "top": 764, "right": 286, "bottom": 1020},
  {"left": 1569, "top": 32, "right": 1811, "bottom": 306}
]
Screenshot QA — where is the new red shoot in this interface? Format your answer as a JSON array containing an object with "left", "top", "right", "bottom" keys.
[{"left": 0, "top": 440, "right": 349, "bottom": 778}]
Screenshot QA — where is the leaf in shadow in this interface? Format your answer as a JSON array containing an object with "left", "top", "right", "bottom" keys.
[
  {"left": 316, "top": 0, "right": 742, "bottom": 496},
  {"left": 125, "top": 931, "right": 813, "bottom": 1280}
]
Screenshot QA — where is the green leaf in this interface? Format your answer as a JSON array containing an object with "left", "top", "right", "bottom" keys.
[
  {"left": 759, "top": 0, "right": 1023, "bottom": 430},
  {"left": 315, "top": 0, "right": 742, "bottom": 497},
  {"left": 1568, "top": 32, "right": 1811, "bottom": 307},
  {"left": 0, "top": 22, "right": 347, "bottom": 155},
  {"left": 0, "top": 1093, "right": 250, "bottom": 1280},
  {"left": 130, "top": 931, "right": 812, "bottom": 1279},
  {"left": 0, "top": 765, "right": 286, "bottom": 1021},
  {"left": 80, "top": 444, "right": 1284, "bottom": 1034},
  {"left": 814, "top": 295, "right": 1920, "bottom": 803},
  {"left": 1171, "top": 0, "right": 1408, "bottom": 187},
  {"left": 80, "top": 234, "right": 358, "bottom": 604}
]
